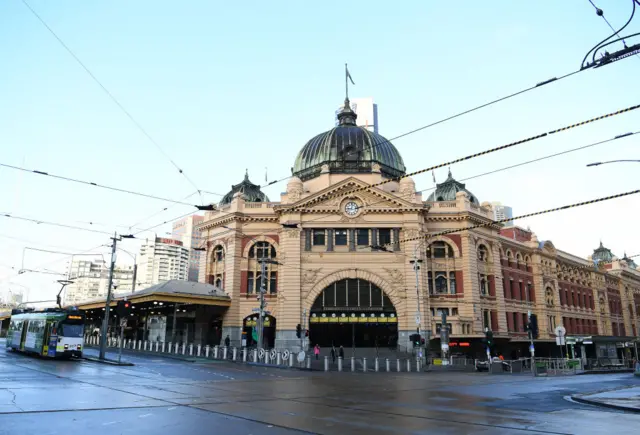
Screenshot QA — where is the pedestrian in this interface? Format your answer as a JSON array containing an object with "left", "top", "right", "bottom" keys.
[
  {"left": 314, "top": 344, "right": 320, "bottom": 360},
  {"left": 330, "top": 346, "right": 336, "bottom": 364},
  {"left": 224, "top": 335, "right": 230, "bottom": 348},
  {"left": 339, "top": 345, "right": 344, "bottom": 360}
]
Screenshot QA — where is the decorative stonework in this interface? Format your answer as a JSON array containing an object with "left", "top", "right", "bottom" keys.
[
  {"left": 404, "top": 228, "right": 420, "bottom": 239},
  {"left": 383, "top": 268, "right": 404, "bottom": 288},
  {"left": 302, "top": 269, "right": 321, "bottom": 285},
  {"left": 284, "top": 229, "right": 301, "bottom": 239}
]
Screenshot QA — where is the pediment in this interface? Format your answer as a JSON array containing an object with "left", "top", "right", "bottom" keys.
[{"left": 274, "top": 177, "right": 423, "bottom": 213}]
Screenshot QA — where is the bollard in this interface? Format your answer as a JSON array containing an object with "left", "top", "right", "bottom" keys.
[
  {"left": 205, "top": 345, "right": 210, "bottom": 358},
  {"left": 182, "top": 344, "right": 187, "bottom": 355},
  {"left": 188, "top": 344, "right": 193, "bottom": 356},
  {"left": 265, "top": 350, "right": 270, "bottom": 365},
  {"left": 324, "top": 356, "right": 329, "bottom": 371},
  {"left": 243, "top": 348, "right": 247, "bottom": 362},
  {"left": 197, "top": 344, "right": 201, "bottom": 357},
  {"left": 397, "top": 359, "right": 401, "bottom": 372},
  {"left": 175, "top": 343, "right": 180, "bottom": 354},
  {"left": 289, "top": 352, "right": 294, "bottom": 367},
  {"left": 338, "top": 357, "right": 343, "bottom": 372},
  {"left": 276, "top": 352, "right": 281, "bottom": 366},
  {"left": 168, "top": 343, "right": 172, "bottom": 353},
  {"left": 386, "top": 358, "right": 390, "bottom": 372},
  {"left": 161, "top": 342, "right": 165, "bottom": 353},
  {"left": 362, "top": 357, "right": 367, "bottom": 372},
  {"left": 214, "top": 346, "right": 219, "bottom": 359},
  {"left": 306, "top": 356, "right": 311, "bottom": 369},
  {"left": 406, "top": 359, "right": 411, "bottom": 372},
  {"left": 223, "top": 347, "right": 228, "bottom": 360},
  {"left": 138, "top": 340, "right": 142, "bottom": 351},
  {"left": 416, "top": 357, "right": 421, "bottom": 372},
  {"left": 253, "top": 349, "right": 258, "bottom": 362},
  {"left": 143, "top": 341, "right": 147, "bottom": 351},
  {"left": 351, "top": 357, "right": 356, "bottom": 372},
  {"left": 375, "top": 358, "right": 379, "bottom": 372},
  {"left": 232, "top": 347, "right": 237, "bottom": 361}
]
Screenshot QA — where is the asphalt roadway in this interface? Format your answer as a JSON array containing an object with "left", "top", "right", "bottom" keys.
[{"left": 0, "top": 342, "right": 639, "bottom": 434}]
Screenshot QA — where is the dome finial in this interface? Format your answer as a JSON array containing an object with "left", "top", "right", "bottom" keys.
[
  {"left": 337, "top": 64, "right": 357, "bottom": 126},
  {"left": 244, "top": 168, "right": 249, "bottom": 180}
]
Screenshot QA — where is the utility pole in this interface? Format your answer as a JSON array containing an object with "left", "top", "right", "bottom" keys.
[
  {"left": 99, "top": 233, "right": 118, "bottom": 360},
  {"left": 99, "top": 232, "right": 134, "bottom": 360},
  {"left": 131, "top": 263, "right": 137, "bottom": 293},
  {"left": 257, "top": 259, "right": 267, "bottom": 351},
  {"left": 409, "top": 244, "right": 424, "bottom": 361}
]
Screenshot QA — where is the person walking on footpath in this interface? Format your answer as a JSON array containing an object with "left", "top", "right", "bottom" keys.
[
  {"left": 224, "top": 335, "right": 230, "bottom": 348},
  {"left": 330, "top": 346, "right": 336, "bottom": 365},
  {"left": 339, "top": 345, "right": 344, "bottom": 360},
  {"left": 314, "top": 344, "right": 320, "bottom": 360}
]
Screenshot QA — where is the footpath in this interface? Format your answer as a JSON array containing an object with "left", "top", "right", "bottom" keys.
[{"left": 572, "top": 384, "right": 640, "bottom": 413}]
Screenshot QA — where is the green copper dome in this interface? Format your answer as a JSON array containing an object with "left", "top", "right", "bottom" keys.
[
  {"left": 622, "top": 252, "right": 637, "bottom": 269},
  {"left": 592, "top": 241, "right": 615, "bottom": 263},
  {"left": 220, "top": 171, "right": 270, "bottom": 206},
  {"left": 292, "top": 98, "right": 406, "bottom": 181},
  {"left": 426, "top": 170, "right": 479, "bottom": 204}
]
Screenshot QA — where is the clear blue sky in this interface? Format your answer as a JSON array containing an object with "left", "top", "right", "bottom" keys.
[{"left": 1, "top": 0, "right": 639, "bottom": 302}]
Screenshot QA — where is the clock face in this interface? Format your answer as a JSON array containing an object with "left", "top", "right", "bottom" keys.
[{"left": 344, "top": 201, "right": 359, "bottom": 216}]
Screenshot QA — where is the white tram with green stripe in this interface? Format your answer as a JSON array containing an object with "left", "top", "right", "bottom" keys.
[{"left": 6, "top": 308, "right": 85, "bottom": 359}]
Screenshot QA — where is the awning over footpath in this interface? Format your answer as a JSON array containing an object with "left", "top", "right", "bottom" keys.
[{"left": 68, "top": 280, "right": 231, "bottom": 311}]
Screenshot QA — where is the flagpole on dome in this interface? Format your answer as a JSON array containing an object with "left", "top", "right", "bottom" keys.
[{"left": 345, "top": 63, "right": 355, "bottom": 102}]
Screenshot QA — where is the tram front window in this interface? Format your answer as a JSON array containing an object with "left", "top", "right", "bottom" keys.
[{"left": 61, "top": 324, "right": 84, "bottom": 337}]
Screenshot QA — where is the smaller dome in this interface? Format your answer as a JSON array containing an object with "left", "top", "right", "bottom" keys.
[
  {"left": 622, "top": 252, "right": 637, "bottom": 269},
  {"left": 286, "top": 176, "right": 303, "bottom": 191},
  {"left": 592, "top": 241, "right": 615, "bottom": 263},
  {"left": 427, "top": 170, "right": 479, "bottom": 204},
  {"left": 399, "top": 177, "right": 415, "bottom": 188},
  {"left": 220, "top": 170, "right": 270, "bottom": 206}
]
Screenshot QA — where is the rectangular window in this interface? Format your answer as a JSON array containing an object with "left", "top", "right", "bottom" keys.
[
  {"left": 269, "top": 272, "right": 277, "bottom": 294},
  {"left": 449, "top": 272, "right": 456, "bottom": 294},
  {"left": 312, "top": 230, "right": 325, "bottom": 246},
  {"left": 378, "top": 229, "right": 391, "bottom": 245},
  {"left": 452, "top": 308, "right": 458, "bottom": 316},
  {"left": 335, "top": 229, "right": 348, "bottom": 246},
  {"left": 483, "top": 310, "right": 490, "bottom": 330},
  {"left": 247, "top": 272, "right": 254, "bottom": 294},
  {"left": 356, "top": 229, "right": 369, "bottom": 246}
]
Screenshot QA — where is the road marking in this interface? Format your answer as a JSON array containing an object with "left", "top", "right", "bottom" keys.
[
  {"left": 167, "top": 407, "right": 176, "bottom": 411},
  {"left": 103, "top": 421, "right": 118, "bottom": 426},
  {"left": 139, "top": 413, "right": 152, "bottom": 418}
]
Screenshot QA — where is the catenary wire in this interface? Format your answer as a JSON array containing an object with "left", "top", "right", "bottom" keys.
[
  {"left": 587, "top": 0, "right": 638, "bottom": 52},
  {"left": 0, "top": 162, "right": 204, "bottom": 207},
  {"left": 1, "top": 214, "right": 113, "bottom": 236},
  {"left": 279, "top": 103, "right": 640, "bottom": 212},
  {"left": 21, "top": 0, "right": 203, "bottom": 196},
  {"left": 260, "top": 69, "right": 587, "bottom": 190},
  {"left": 196, "top": 129, "right": 639, "bottom": 250},
  {"left": 582, "top": 0, "right": 637, "bottom": 68}
]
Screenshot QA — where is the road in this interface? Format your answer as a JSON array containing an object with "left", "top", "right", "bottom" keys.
[{"left": 0, "top": 341, "right": 639, "bottom": 434}]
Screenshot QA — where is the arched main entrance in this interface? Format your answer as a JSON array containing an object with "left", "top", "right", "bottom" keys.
[
  {"left": 309, "top": 278, "right": 398, "bottom": 348},
  {"left": 243, "top": 314, "right": 276, "bottom": 348}
]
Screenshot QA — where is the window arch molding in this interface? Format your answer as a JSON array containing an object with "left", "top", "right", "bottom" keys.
[
  {"left": 241, "top": 235, "right": 280, "bottom": 259},
  {"left": 477, "top": 243, "right": 491, "bottom": 263},
  {"left": 425, "top": 236, "right": 461, "bottom": 258}
]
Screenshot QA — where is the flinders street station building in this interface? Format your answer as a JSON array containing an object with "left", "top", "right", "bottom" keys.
[{"left": 196, "top": 98, "right": 640, "bottom": 360}]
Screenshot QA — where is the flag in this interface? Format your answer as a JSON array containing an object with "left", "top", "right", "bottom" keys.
[
  {"left": 265, "top": 167, "right": 268, "bottom": 183},
  {"left": 432, "top": 170, "right": 436, "bottom": 183},
  {"left": 346, "top": 65, "right": 355, "bottom": 85}
]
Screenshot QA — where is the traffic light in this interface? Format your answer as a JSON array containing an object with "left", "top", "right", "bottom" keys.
[
  {"left": 529, "top": 314, "right": 539, "bottom": 339},
  {"left": 115, "top": 300, "right": 132, "bottom": 317},
  {"left": 409, "top": 333, "right": 421, "bottom": 347},
  {"left": 484, "top": 329, "right": 494, "bottom": 349},
  {"left": 296, "top": 324, "right": 302, "bottom": 338}
]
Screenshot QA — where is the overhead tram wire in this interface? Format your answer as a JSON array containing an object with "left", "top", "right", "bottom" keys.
[
  {"left": 383, "top": 189, "right": 640, "bottom": 249},
  {"left": 587, "top": 0, "right": 639, "bottom": 54},
  {"left": 21, "top": 0, "right": 203, "bottom": 197},
  {"left": 1, "top": 214, "right": 113, "bottom": 236},
  {"left": 0, "top": 162, "right": 206, "bottom": 208},
  {"left": 192, "top": 129, "right": 640, "bottom": 248},
  {"left": 276, "top": 102, "right": 640, "bottom": 214}
]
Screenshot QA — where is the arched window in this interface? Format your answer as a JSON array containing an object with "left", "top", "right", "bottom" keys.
[
  {"left": 249, "top": 241, "right": 276, "bottom": 259},
  {"left": 477, "top": 245, "right": 489, "bottom": 262},
  {"left": 427, "top": 241, "right": 454, "bottom": 259},
  {"left": 546, "top": 287, "right": 554, "bottom": 307},
  {"left": 524, "top": 256, "right": 531, "bottom": 268},
  {"left": 428, "top": 271, "right": 457, "bottom": 295},
  {"left": 245, "top": 242, "right": 278, "bottom": 294},
  {"left": 209, "top": 245, "right": 225, "bottom": 289}
]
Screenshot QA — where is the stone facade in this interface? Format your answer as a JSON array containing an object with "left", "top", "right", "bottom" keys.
[{"left": 196, "top": 169, "right": 640, "bottom": 352}]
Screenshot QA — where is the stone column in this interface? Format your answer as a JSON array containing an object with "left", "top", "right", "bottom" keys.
[
  {"left": 275, "top": 223, "right": 303, "bottom": 351},
  {"left": 221, "top": 221, "right": 244, "bottom": 347}
]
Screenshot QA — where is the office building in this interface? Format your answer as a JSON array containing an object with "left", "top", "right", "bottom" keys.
[
  {"left": 492, "top": 202, "right": 513, "bottom": 227},
  {"left": 172, "top": 215, "right": 204, "bottom": 282},
  {"left": 138, "top": 237, "right": 189, "bottom": 286},
  {"left": 64, "top": 257, "right": 134, "bottom": 305}
]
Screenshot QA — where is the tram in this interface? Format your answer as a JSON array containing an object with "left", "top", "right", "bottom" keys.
[{"left": 5, "top": 308, "right": 85, "bottom": 359}]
